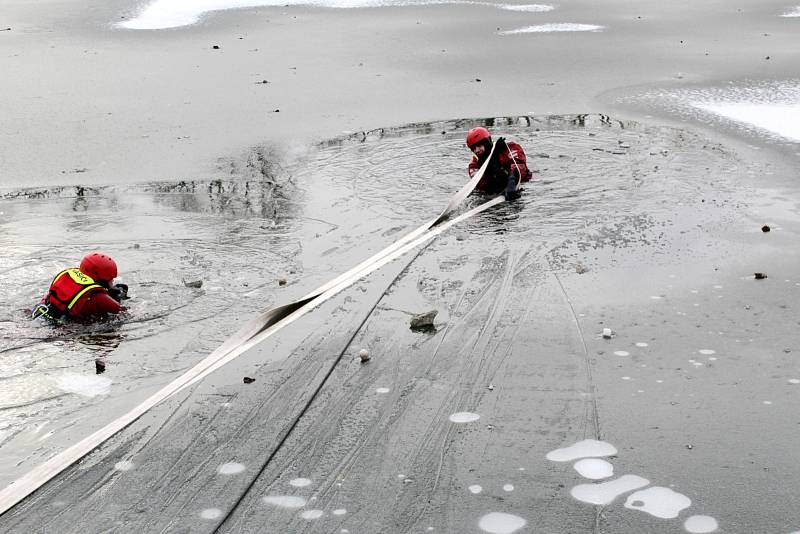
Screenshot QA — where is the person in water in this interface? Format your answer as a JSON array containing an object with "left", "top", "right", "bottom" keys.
[
  {"left": 32, "top": 252, "right": 129, "bottom": 322},
  {"left": 465, "top": 127, "right": 533, "bottom": 200}
]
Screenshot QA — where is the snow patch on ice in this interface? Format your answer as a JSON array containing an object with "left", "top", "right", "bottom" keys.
[
  {"left": 217, "top": 462, "right": 245, "bottom": 475},
  {"left": 263, "top": 495, "right": 307, "bottom": 508},
  {"left": 375, "top": 387, "right": 391, "bottom": 394},
  {"left": 624, "top": 486, "right": 691, "bottom": 518},
  {"left": 469, "top": 484, "right": 483, "bottom": 494},
  {"left": 684, "top": 514, "right": 719, "bottom": 533},
  {"left": 301, "top": 509, "right": 324, "bottom": 520},
  {"left": 571, "top": 474, "right": 650, "bottom": 506},
  {"left": 614, "top": 350, "right": 630, "bottom": 356},
  {"left": 290, "top": 477, "right": 312, "bottom": 487},
  {"left": 200, "top": 508, "right": 222, "bottom": 519},
  {"left": 499, "top": 23, "right": 604, "bottom": 34},
  {"left": 503, "top": 484, "right": 514, "bottom": 491},
  {"left": 573, "top": 458, "right": 614, "bottom": 480},
  {"left": 546, "top": 439, "right": 617, "bottom": 462},
  {"left": 114, "top": 460, "right": 135, "bottom": 471},
  {"left": 781, "top": 6, "right": 800, "bottom": 17},
  {"left": 449, "top": 411, "right": 480, "bottom": 423},
  {"left": 695, "top": 103, "right": 800, "bottom": 142},
  {"left": 478, "top": 512, "right": 527, "bottom": 533}
]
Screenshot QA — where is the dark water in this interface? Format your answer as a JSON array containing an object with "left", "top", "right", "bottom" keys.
[{"left": 0, "top": 114, "right": 757, "bottom": 493}]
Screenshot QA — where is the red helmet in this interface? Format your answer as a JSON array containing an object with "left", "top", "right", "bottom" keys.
[
  {"left": 466, "top": 127, "right": 491, "bottom": 148},
  {"left": 80, "top": 252, "right": 118, "bottom": 282}
]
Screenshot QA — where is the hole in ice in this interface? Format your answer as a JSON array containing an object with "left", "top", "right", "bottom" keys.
[
  {"left": 478, "top": 512, "right": 527, "bottom": 534},
  {"left": 114, "top": 460, "right": 135, "bottom": 471},
  {"left": 218, "top": 462, "right": 245, "bottom": 475},
  {"left": 290, "top": 477, "right": 312, "bottom": 487},
  {"left": 624, "top": 486, "right": 691, "bottom": 518},
  {"left": 546, "top": 439, "right": 617, "bottom": 462},
  {"left": 301, "top": 509, "right": 324, "bottom": 520},
  {"left": 469, "top": 484, "right": 483, "bottom": 494},
  {"left": 573, "top": 458, "right": 614, "bottom": 480},
  {"left": 684, "top": 515, "right": 719, "bottom": 533},
  {"left": 200, "top": 508, "right": 222, "bottom": 520},
  {"left": 570, "top": 474, "right": 650, "bottom": 506},
  {"left": 263, "top": 495, "right": 307, "bottom": 508},
  {"left": 449, "top": 412, "right": 480, "bottom": 423}
]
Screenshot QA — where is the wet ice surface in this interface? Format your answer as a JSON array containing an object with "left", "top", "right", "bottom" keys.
[
  {"left": 119, "top": 0, "right": 553, "bottom": 29},
  {"left": 0, "top": 114, "right": 779, "bottom": 529},
  {"left": 781, "top": 6, "right": 800, "bottom": 17},
  {"left": 616, "top": 79, "right": 800, "bottom": 146}
]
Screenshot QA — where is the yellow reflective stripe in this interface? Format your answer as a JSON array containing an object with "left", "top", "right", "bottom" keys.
[
  {"left": 66, "top": 284, "right": 102, "bottom": 310},
  {"left": 66, "top": 268, "right": 95, "bottom": 285}
]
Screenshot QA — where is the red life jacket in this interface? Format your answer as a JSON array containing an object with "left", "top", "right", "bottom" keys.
[
  {"left": 468, "top": 140, "right": 533, "bottom": 191},
  {"left": 46, "top": 268, "right": 106, "bottom": 317}
]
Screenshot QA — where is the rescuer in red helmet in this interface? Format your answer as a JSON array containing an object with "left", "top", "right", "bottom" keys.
[
  {"left": 32, "top": 252, "right": 129, "bottom": 322},
  {"left": 465, "top": 127, "right": 532, "bottom": 200}
]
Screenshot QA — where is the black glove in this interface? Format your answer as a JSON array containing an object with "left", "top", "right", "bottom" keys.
[
  {"left": 504, "top": 188, "right": 521, "bottom": 201},
  {"left": 109, "top": 283, "right": 129, "bottom": 302}
]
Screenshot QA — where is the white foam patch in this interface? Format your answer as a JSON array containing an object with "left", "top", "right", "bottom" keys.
[
  {"left": 333, "top": 508, "right": 347, "bottom": 515},
  {"left": 200, "top": 508, "right": 222, "bottom": 519},
  {"left": 375, "top": 387, "right": 390, "bottom": 394},
  {"left": 54, "top": 374, "right": 112, "bottom": 397},
  {"left": 625, "top": 486, "right": 691, "bottom": 518},
  {"left": 684, "top": 514, "right": 719, "bottom": 533},
  {"left": 781, "top": 7, "right": 800, "bottom": 17},
  {"left": 478, "top": 512, "right": 527, "bottom": 533},
  {"left": 114, "top": 460, "right": 135, "bottom": 471},
  {"left": 449, "top": 412, "right": 480, "bottom": 423},
  {"left": 571, "top": 475, "right": 650, "bottom": 506},
  {"left": 499, "top": 23, "right": 604, "bottom": 34},
  {"left": 119, "top": 0, "right": 552, "bottom": 29},
  {"left": 301, "top": 509, "right": 324, "bottom": 520},
  {"left": 469, "top": 484, "right": 483, "bottom": 494},
  {"left": 694, "top": 103, "right": 800, "bottom": 142},
  {"left": 290, "top": 477, "right": 312, "bottom": 487},
  {"left": 503, "top": 484, "right": 514, "bottom": 491},
  {"left": 263, "top": 495, "right": 307, "bottom": 508},
  {"left": 546, "top": 439, "right": 617, "bottom": 462},
  {"left": 217, "top": 462, "right": 245, "bottom": 475},
  {"left": 573, "top": 458, "right": 614, "bottom": 480},
  {"left": 614, "top": 350, "right": 630, "bottom": 356}
]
